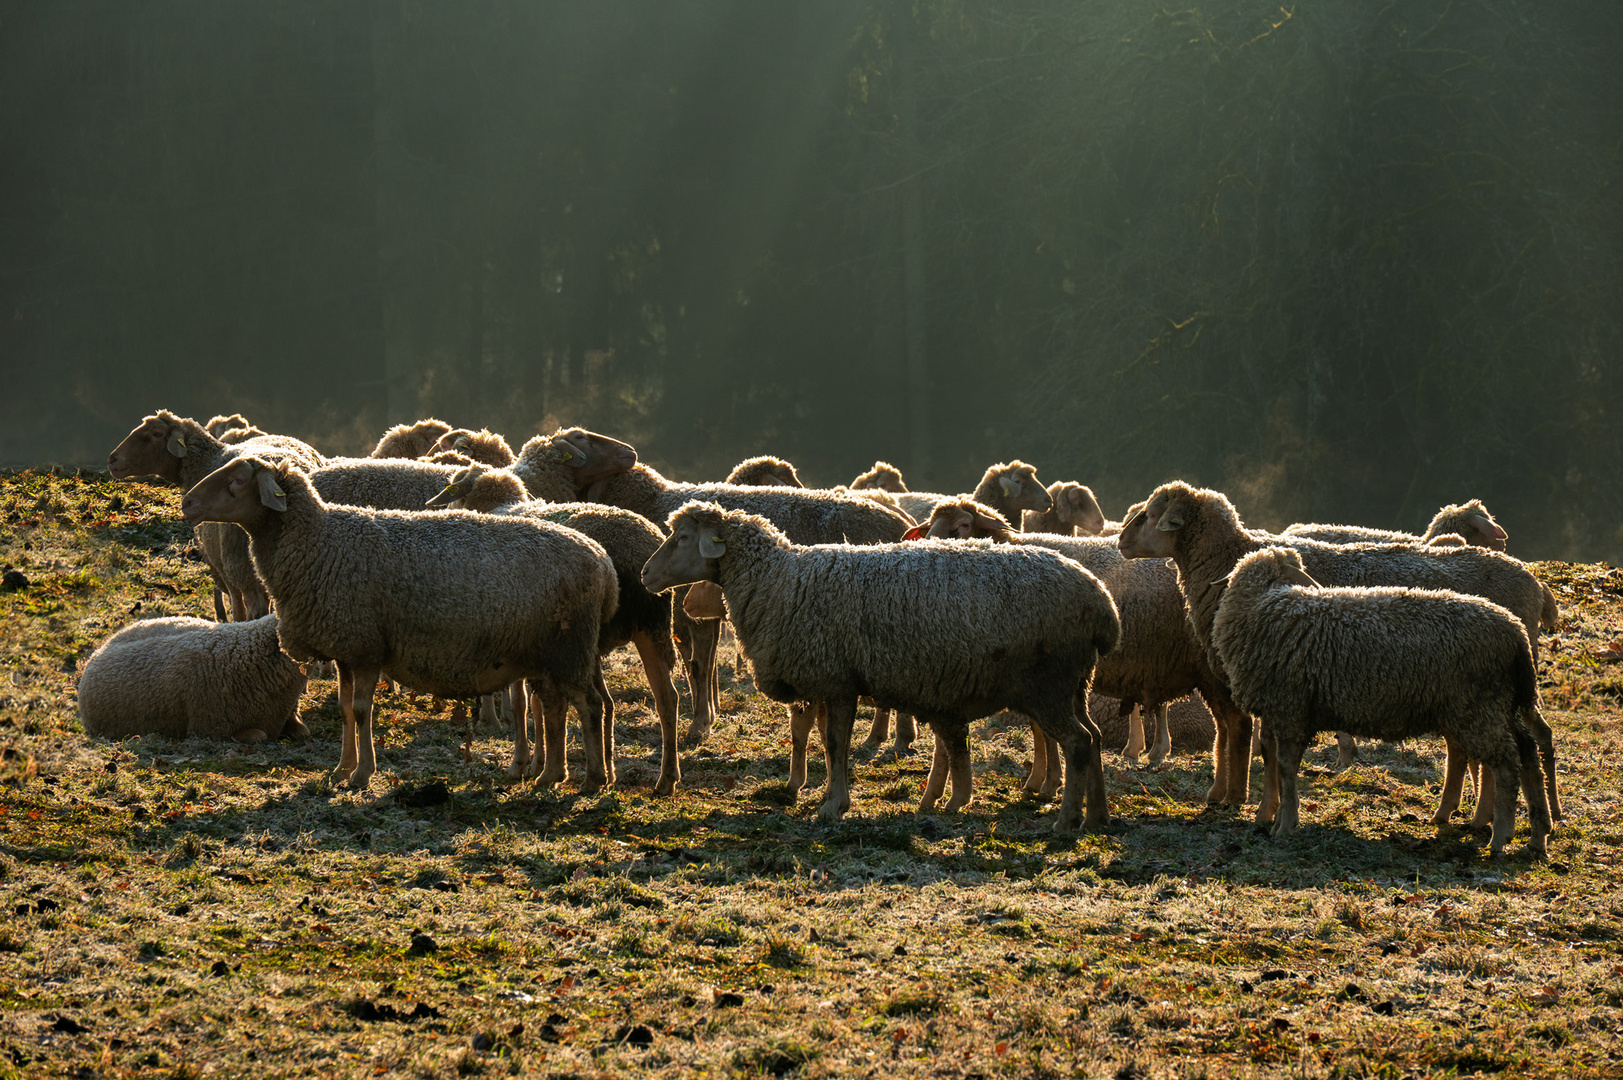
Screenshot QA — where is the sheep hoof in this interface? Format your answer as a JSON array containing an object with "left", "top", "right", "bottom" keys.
[
  {"left": 653, "top": 776, "right": 678, "bottom": 797},
  {"left": 534, "top": 769, "right": 564, "bottom": 789},
  {"left": 892, "top": 739, "right": 914, "bottom": 757},
  {"left": 816, "top": 800, "right": 848, "bottom": 823},
  {"left": 233, "top": 728, "right": 269, "bottom": 745},
  {"left": 917, "top": 795, "right": 940, "bottom": 813},
  {"left": 579, "top": 775, "right": 606, "bottom": 796},
  {"left": 504, "top": 762, "right": 528, "bottom": 782},
  {"left": 682, "top": 721, "right": 712, "bottom": 747},
  {"left": 340, "top": 768, "right": 374, "bottom": 791},
  {"left": 1051, "top": 814, "right": 1082, "bottom": 835},
  {"left": 1038, "top": 783, "right": 1061, "bottom": 801}
]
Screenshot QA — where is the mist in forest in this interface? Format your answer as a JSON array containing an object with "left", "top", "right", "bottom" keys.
[{"left": 3, "top": 2, "right": 1620, "bottom": 560}]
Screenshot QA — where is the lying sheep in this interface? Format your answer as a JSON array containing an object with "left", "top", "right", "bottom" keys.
[
  {"left": 892, "top": 460, "right": 1054, "bottom": 529},
  {"left": 1022, "top": 482, "right": 1108, "bottom": 536},
  {"left": 425, "top": 428, "right": 516, "bottom": 468},
  {"left": 641, "top": 502, "right": 1120, "bottom": 831},
  {"left": 589, "top": 459, "right": 915, "bottom": 744},
  {"left": 107, "top": 410, "right": 327, "bottom": 621},
  {"left": 181, "top": 458, "right": 618, "bottom": 791},
  {"left": 427, "top": 463, "right": 683, "bottom": 795},
  {"left": 725, "top": 455, "right": 804, "bottom": 488},
  {"left": 851, "top": 461, "right": 908, "bottom": 492},
  {"left": 370, "top": 418, "right": 452, "bottom": 459},
  {"left": 1117, "top": 481, "right": 1560, "bottom": 823},
  {"left": 1211, "top": 547, "right": 1551, "bottom": 856},
  {"left": 78, "top": 615, "right": 308, "bottom": 743},
  {"left": 926, "top": 500, "right": 1253, "bottom": 803}
]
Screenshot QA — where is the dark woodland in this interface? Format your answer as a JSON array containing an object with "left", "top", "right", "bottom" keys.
[{"left": 2, "top": 1, "right": 1619, "bottom": 559}]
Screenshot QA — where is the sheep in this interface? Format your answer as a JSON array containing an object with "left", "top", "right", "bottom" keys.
[
  {"left": 641, "top": 501, "right": 1121, "bottom": 831},
  {"left": 1211, "top": 546, "right": 1552, "bottom": 856},
  {"left": 925, "top": 499, "right": 1254, "bottom": 802},
  {"left": 1022, "top": 482, "right": 1108, "bottom": 536},
  {"left": 107, "top": 410, "right": 327, "bottom": 621},
  {"left": 891, "top": 460, "right": 1054, "bottom": 529},
  {"left": 1284, "top": 499, "right": 1509, "bottom": 551},
  {"left": 425, "top": 462, "right": 682, "bottom": 795},
  {"left": 425, "top": 428, "right": 516, "bottom": 468},
  {"left": 725, "top": 455, "right": 804, "bottom": 488},
  {"left": 851, "top": 461, "right": 908, "bottom": 492},
  {"left": 370, "top": 418, "right": 452, "bottom": 459},
  {"left": 1116, "top": 481, "right": 1560, "bottom": 824},
  {"left": 309, "top": 459, "right": 465, "bottom": 512},
  {"left": 588, "top": 459, "right": 915, "bottom": 745},
  {"left": 78, "top": 615, "right": 308, "bottom": 743},
  {"left": 1281, "top": 500, "right": 1548, "bottom": 770},
  {"left": 180, "top": 457, "right": 618, "bottom": 791}
]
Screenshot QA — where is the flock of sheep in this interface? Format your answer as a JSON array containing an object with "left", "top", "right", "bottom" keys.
[{"left": 78, "top": 410, "right": 1561, "bottom": 857}]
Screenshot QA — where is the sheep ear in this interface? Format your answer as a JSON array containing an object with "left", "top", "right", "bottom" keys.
[
  {"left": 974, "top": 512, "right": 1006, "bottom": 534},
  {"left": 1472, "top": 515, "right": 1507, "bottom": 541},
  {"left": 1280, "top": 562, "right": 1321, "bottom": 589},
  {"left": 424, "top": 482, "right": 461, "bottom": 508},
  {"left": 552, "top": 437, "right": 586, "bottom": 466},
  {"left": 257, "top": 469, "right": 288, "bottom": 512},
  {"left": 698, "top": 533, "right": 726, "bottom": 559},
  {"left": 998, "top": 476, "right": 1019, "bottom": 497},
  {"left": 1155, "top": 507, "right": 1185, "bottom": 532},
  {"left": 166, "top": 430, "right": 188, "bottom": 458},
  {"left": 454, "top": 434, "right": 471, "bottom": 450}
]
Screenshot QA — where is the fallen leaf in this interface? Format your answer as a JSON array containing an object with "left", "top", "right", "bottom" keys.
[{"left": 994, "top": 1042, "right": 1008, "bottom": 1057}]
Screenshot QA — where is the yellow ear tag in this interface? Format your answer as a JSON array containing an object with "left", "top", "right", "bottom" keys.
[
  {"left": 710, "top": 535, "right": 723, "bottom": 545},
  {"left": 446, "top": 485, "right": 460, "bottom": 495},
  {"left": 176, "top": 434, "right": 185, "bottom": 447},
  {"left": 272, "top": 484, "right": 286, "bottom": 498}
]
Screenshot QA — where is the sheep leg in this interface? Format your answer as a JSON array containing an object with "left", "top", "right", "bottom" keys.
[
  {"left": 479, "top": 693, "right": 501, "bottom": 733},
  {"left": 211, "top": 583, "right": 228, "bottom": 622},
  {"left": 863, "top": 707, "right": 891, "bottom": 748},
  {"left": 577, "top": 677, "right": 610, "bottom": 794},
  {"left": 342, "top": 663, "right": 381, "bottom": 790},
  {"left": 1023, "top": 720, "right": 1048, "bottom": 794},
  {"left": 595, "top": 664, "right": 616, "bottom": 786},
  {"left": 333, "top": 663, "right": 360, "bottom": 781},
  {"left": 1254, "top": 724, "right": 1280, "bottom": 824},
  {"left": 942, "top": 725, "right": 974, "bottom": 812},
  {"left": 1516, "top": 730, "right": 1553, "bottom": 858},
  {"left": 1040, "top": 730, "right": 1063, "bottom": 800},
  {"left": 243, "top": 584, "right": 271, "bottom": 621},
  {"left": 229, "top": 587, "right": 250, "bottom": 623},
  {"left": 817, "top": 697, "right": 857, "bottom": 822},
  {"left": 1525, "top": 703, "right": 1561, "bottom": 821},
  {"left": 1470, "top": 763, "right": 1497, "bottom": 831},
  {"left": 1333, "top": 732, "right": 1359, "bottom": 771},
  {"left": 920, "top": 726, "right": 950, "bottom": 811},
  {"left": 893, "top": 713, "right": 916, "bottom": 754},
  {"left": 682, "top": 618, "right": 721, "bottom": 746},
  {"left": 505, "top": 680, "right": 531, "bottom": 781},
  {"left": 1031, "top": 701, "right": 1106, "bottom": 833},
  {"left": 534, "top": 686, "right": 570, "bottom": 787},
  {"left": 1431, "top": 736, "right": 1469, "bottom": 824},
  {"left": 1228, "top": 708, "right": 1255, "bottom": 808},
  {"left": 1270, "top": 738, "right": 1304, "bottom": 839},
  {"left": 787, "top": 702, "right": 816, "bottom": 795},
  {"left": 631, "top": 630, "right": 682, "bottom": 797},
  {"left": 1121, "top": 704, "right": 1146, "bottom": 764},
  {"left": 1147, "top": 703, "right": 1171, "bottom": 767}
]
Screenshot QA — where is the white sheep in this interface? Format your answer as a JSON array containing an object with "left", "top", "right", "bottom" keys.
[
  {"left": 1211, "top": 546, "right": 1551, "bottom": 857},
  {"left": 78, "top": 615, "right": 308, "bottom": 743}
]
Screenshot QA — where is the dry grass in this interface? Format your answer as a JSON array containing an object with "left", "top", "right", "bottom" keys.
[{"left": 1, "top": 468, "right": 1621, "bottom": 1077}]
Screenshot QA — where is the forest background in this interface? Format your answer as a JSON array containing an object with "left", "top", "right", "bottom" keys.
[{"left": 2, "top": 0, "right": 1619, "bottom": 561}]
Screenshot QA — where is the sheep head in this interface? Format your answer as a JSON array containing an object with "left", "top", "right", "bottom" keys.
[
  {"left": 1052, "top": 483, "right": 1108, "bottom": 536},
  {"left": 182, "top": 457, "right": 289, "bottom": 524},
  {"left": 642, "top": 502, "right": 734, "bottom": 593},
  {"left": 1230, "top": 546, "right": 1321, "bottom": 591},
  {"left": 426, "top": 428, "right": 516, "bottom": 468},
  {"left": 726, "top": 455, "right": 803, "bottom": 488},
  {"left": 427, "top": 463, "right": 527, "bottom": 512},
  {"left": 852, "top": 461, "right": 908, "bottom": 492},
  {"left": 107, "top": 410, "right": 209, "bottom": 482},
  {"left": 546, "top": 427, "right": 638, "bottom": 485},
  {"left": 980, "top": 461, "right": 1052, "bottom": 514},
  {"left": 926, "top": 500, "right": 1012, "bottom": 541},
  {"left": 371, "top": 418, "right": 452, "bottom": 459}
]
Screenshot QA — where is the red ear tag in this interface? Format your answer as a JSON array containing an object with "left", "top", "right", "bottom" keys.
[{"left": 901, "top": 524, "right": 927, "bottom": 542}]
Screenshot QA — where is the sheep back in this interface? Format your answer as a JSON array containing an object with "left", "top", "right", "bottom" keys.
[{"left": 310, "top": 458, "right": 462, "bottom": 511}]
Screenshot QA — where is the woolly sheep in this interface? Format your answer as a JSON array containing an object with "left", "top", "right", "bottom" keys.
[
  {"left": 512, "top": 427, "right": 639, "bottom": 503},
  {"left": 851, "top": 461, "right": 908, "bottom": 492},
  {"left": 370, "top": 418, "right": 452, "bottom": 459},
  {"left": 1117, "top": 481, "right": 1560, "bottom": 823},
  {"left": 1022, "top": 482, "right": 1108, "bottom": 536},
  {"left": 426, "top": 462, "right": 683, "bottom": 795},
  {"left": 426, "top": 428, "right": 517, "bottom": 468},
  {"left": 181, "top": 457, "right": 618, "bottom": 791},
  {"left": 925, "top": 499, "right": 1253, "bottom": 803},
  {"left": 589, "top": 460, "right": 915, "bottom": 745},
  {"left": 725, "top": 455, "right": 804, "bottom": 488},
  {"left": 78, "top": 615, "right": 308, "bottom": 743},
  {"left": 1211, "top": 546, "right": 1551, "bottom": 856},
  {"left": 1284, "top": 499, "right": 1510, "bottom": 551},
  {"left": 641, "top": 502, "right": 1121, "bottom": 831},
  {"left": 309, "top": 458, "right": 465, "bottom": 512},
  {"left": 107, "top": 410, "right": 327, "bottom": 621}
]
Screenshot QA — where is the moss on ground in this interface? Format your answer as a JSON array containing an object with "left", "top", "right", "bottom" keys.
[{"left": 1, "top": 469, "right": 1621, "bottom": 1077}]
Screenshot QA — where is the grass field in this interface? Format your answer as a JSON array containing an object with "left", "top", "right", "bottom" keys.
[{"left": 2, "top": 466, "right": 1621, "bottom": 1078}]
